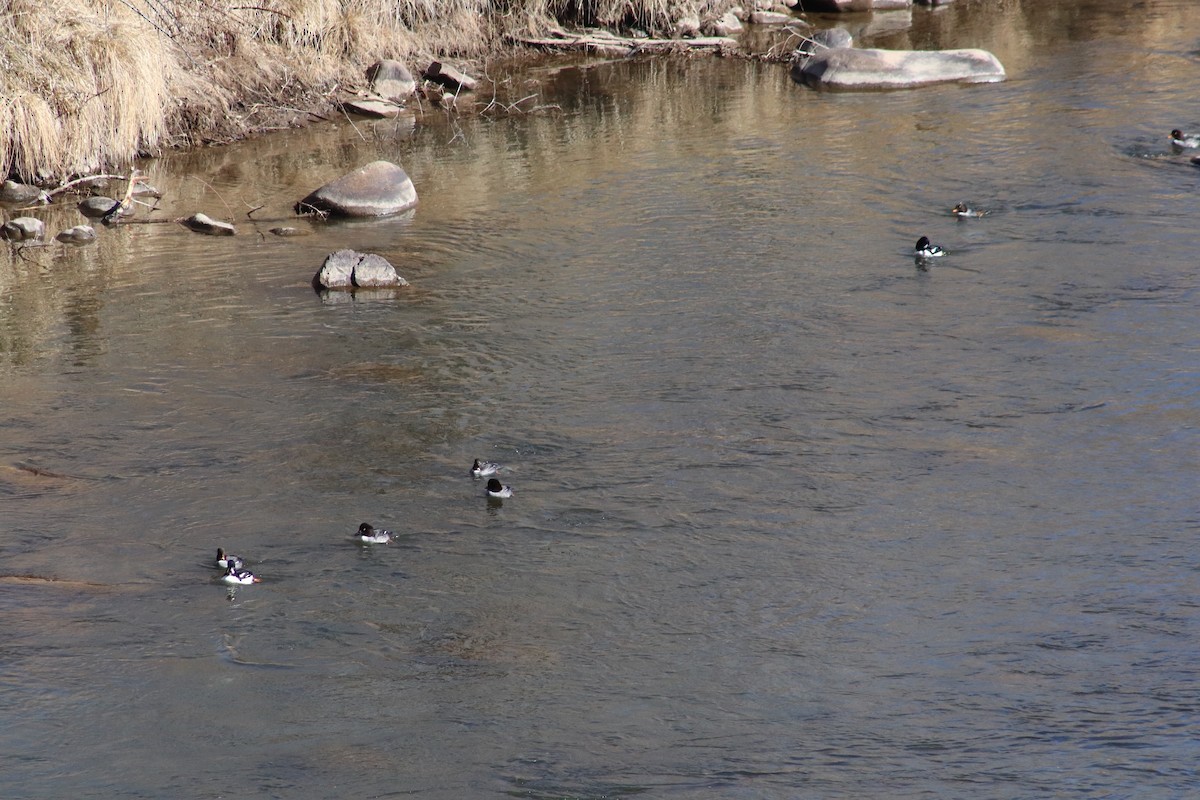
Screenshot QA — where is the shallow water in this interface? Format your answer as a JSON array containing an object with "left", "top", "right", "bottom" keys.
[{"left": 3, "top": 1, "right": 1200, "bottom": 797}]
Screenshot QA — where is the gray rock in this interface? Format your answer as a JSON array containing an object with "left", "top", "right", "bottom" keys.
[
  {"left": 366, "top": 60, "right": 417, "bottom": 101},
  {"left": 295, "top": 160, "right": 418, "bottom": 218},
  {"left": 0, "top": 180, "right": 48, "bottom": 204},
  {"left": 352, "top": 253, "right": 408, "bottom": 287},
  {"left": 180, "top": 213, "right": 236, "bottom": 235},
  {"left": 313, "top": 249, "right": 409, "bottom": 290},
  {"left": 55, "top": 225, "right": 96, "bottom": 244},
  {"left": 78, "top": 196, "right": 124, "bottom": 218},
  {"left": 423, "top": 61, "right": 478, "bottom": 92},
  {"left": 795, "top": 28, "right": 853, "bottom": 56},
  {"left": 708, "top": 10, "right": 744, "bottom": 35},
  {"left": 675, "top": 13, "right": 701, "bottom": 37},
  {"left": 2, "top": 217, "right": 45, "bottom": 241},
  {"left": 793, "top": 47, "right": 1005, "bottom": 90}
]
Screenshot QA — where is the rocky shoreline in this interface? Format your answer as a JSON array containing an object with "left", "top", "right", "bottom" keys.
[{"left": 0, "top": 0, "right": 1007, "bottom": 187}]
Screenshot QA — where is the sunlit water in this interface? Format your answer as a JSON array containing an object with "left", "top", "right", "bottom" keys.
[{"left": 2, "top": 1, "right": 1200, "bottom": 797}]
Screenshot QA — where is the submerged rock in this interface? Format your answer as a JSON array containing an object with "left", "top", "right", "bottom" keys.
[
  {"left": 180, "top": 213, "right": 236, "bottom": 235},
  {"left": 295, "top": 160, "right": 418, "bottom": 218},
  {"left": 793, "top": 47, "right": 1005, "bottom": 90},
  {"left": 1, "top": 217, "right": 45, "bottom": 241},
  {"left": 313, "top": 249, "right": 409, "bottom": 291},
  {"left": 366, "top": 59, "right": 417, "bottom": 101},
  {"left": 55, "top": 225, "right": 96, "bottom": 244}
]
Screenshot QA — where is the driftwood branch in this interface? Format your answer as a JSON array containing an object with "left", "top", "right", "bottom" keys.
[{"left": 511, "top": 31, "right": 737, "bottom": 55}]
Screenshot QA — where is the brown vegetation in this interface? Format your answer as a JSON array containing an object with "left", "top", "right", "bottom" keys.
[{"left": 0, "top": 0, "right": 734, "bottom": 182}]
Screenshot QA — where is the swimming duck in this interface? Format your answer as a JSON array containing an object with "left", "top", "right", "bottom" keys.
[
  {"left": 1169, "top": 129, "right": 1200, "bottom": 148},
  {"left": 471, "top": 459, "right": 500, "bottom": 477},
  {"left": 356, "top": 522, "right": 393, "bottom": 544},
  {"left": 951, "top": 202, "right": 987, "bottom": 218},
  {"left": 486, "top": 478, "right": 513, "bottom": 499},
  {"left": 222, "top": 563, "right": 261, "bottom": 585},
  {"left": 914, "top": 236, "right": 946, "bottom": 259},
  {"left": 216, "top": 548, "right": 244, "bottom": 570}
]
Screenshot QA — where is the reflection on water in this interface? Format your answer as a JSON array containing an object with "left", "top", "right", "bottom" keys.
[{"left": 2, "top": 1, "right": 1200, "bottom": 797}]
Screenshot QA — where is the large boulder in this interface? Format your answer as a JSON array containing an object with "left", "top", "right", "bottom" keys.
[
  {"left": 313, "top": 249, "right": 409, "bottom": 291},
  {"left": 793, "top": 47, "right": 1005, "bottom": 90},
  {"left": 295, "top": 161, "right": 418, "bottom": 218}
]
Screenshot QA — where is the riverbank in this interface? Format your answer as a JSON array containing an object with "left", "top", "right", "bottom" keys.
[{"left": 1, "top": 0, "right": 756, "bottom": 183}]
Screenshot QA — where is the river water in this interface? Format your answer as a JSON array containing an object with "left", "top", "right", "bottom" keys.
[{"left": 2, "top": 1, "right": 1199, "bottom": 797}]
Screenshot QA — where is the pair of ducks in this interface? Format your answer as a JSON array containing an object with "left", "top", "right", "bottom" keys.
[
  {"left": 914, "top": 201, "right": 987, "bottom": 261},
  {"left": 216, "top": 519, "right": 394, "bottom": 584},
  {"left": 217, "top": 519, "right": 397, "bottom": 583},
  {"left": 472, "top": 459, "right": 513, "bottom": 498}
]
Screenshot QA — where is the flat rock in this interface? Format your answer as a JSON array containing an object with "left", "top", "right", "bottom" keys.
[
  {"left": 295, "top": 160, "right": 418, "bottom": 218},
  {"left": 794, "top": 47, "right": 1005, "bottom": 90},
  {"left": 423, "top": 61, "right": 478, "bottom": 92},
  {"left": 2, "top": 217, "right": 45, "bottom": 241},
  {"left": 366, "top": 59, "right": 417, "bottom": 101},
  {"left": 339, "top": 97, "right": 404, "bottom": 119},
  {"left": 55, "top": 225, "right": 96, "bottom": 244},
  {"left": 313, "top": 249, "right": 409, "bottom": 290},
  {"left": 180, "top": 213, "right": 236, "bottom": 235}
]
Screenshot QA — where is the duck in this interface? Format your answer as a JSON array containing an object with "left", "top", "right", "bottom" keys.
[
  {"left": 471, "top": 459, "right": 500, "bottom": 477},
  {"left": 951, "top": 202, "right": 987, "bottom": 218},
  {"left": 222, "top": 563, "right": 261, "bottom": 585},
  {"left": 356, "top": 522, "right": 393, "bottom": 544},
  {"left": 215, "top": 548, "right": 244, "bottom": 570},
  {"left": 1169, "top": 129, "right": 1200, "bottom": 148},
  {"left": 486, "top": 478, "right": 513, "bottom": 499},
  {"left": 914, "top": 236, "right": 946, "bottom": 258}
]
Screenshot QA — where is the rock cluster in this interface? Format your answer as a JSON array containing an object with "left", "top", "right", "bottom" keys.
[{"left": 312, "top": 249, "right": 409, "bottom": 291}]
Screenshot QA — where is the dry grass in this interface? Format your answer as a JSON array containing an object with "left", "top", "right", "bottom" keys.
[{"left": 0, "top": 0, "right": 732, "bottom": 182}]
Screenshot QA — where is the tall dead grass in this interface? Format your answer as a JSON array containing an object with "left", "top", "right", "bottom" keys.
[{"left": 0, "top": 0, "right": 725, "bottom": 182}]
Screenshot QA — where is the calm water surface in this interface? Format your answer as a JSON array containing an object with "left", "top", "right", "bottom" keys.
[{"left": 3, "top": 1, "right": 1200, "bottom": 797}]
